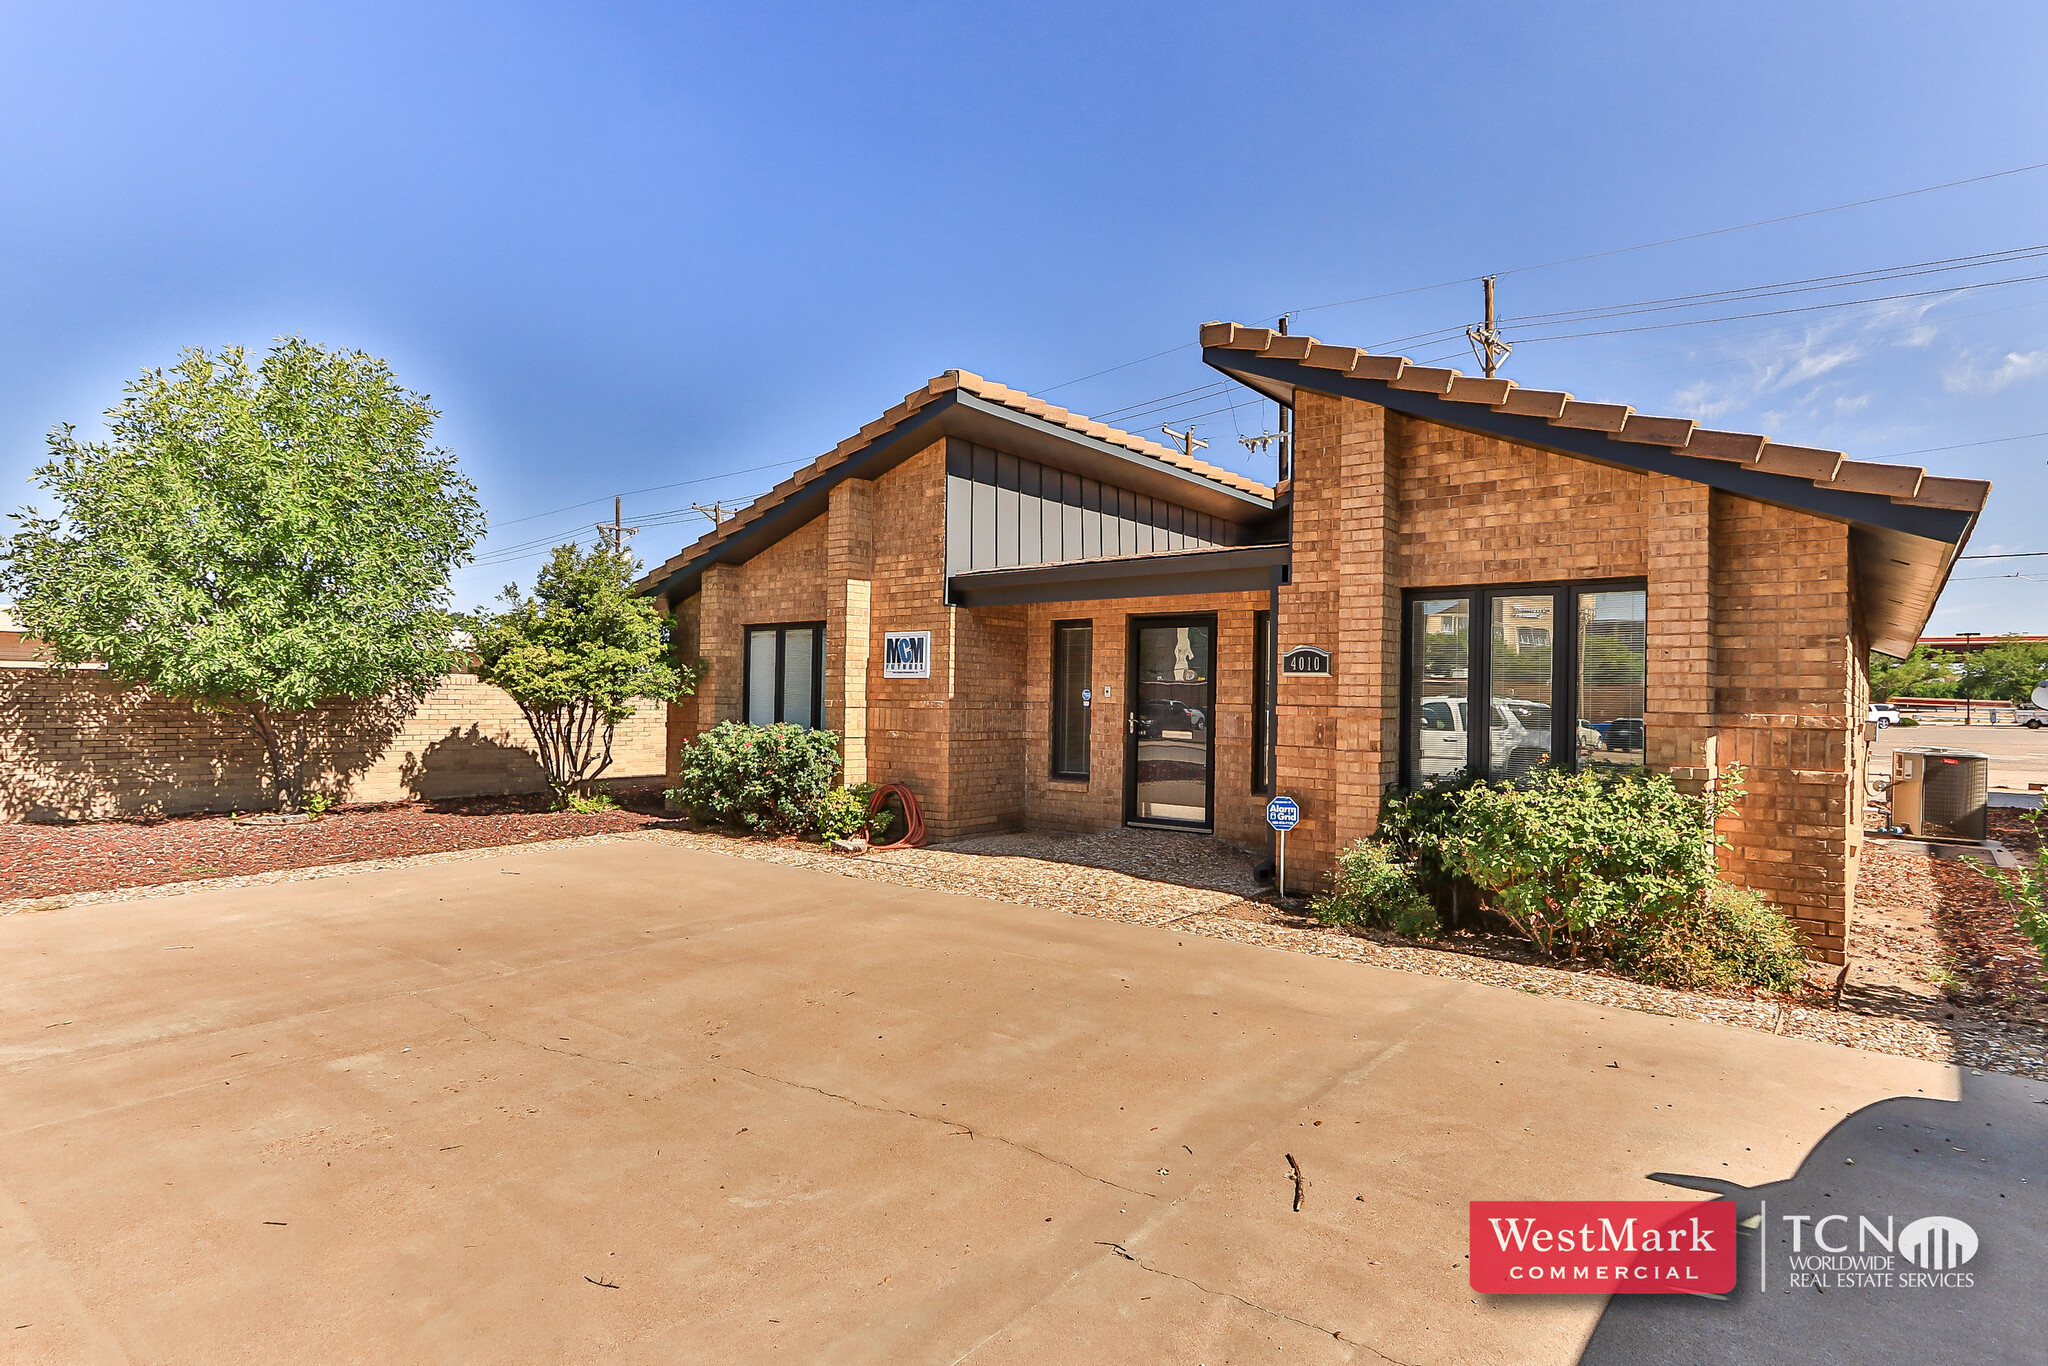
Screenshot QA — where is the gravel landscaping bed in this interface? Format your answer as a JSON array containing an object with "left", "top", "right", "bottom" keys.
[
  {"left": 0, "top": 788, "right": 679, "bottom": 902},
  {"left": 6, "top": 806, "right": 2043, "bottom": 1082}
]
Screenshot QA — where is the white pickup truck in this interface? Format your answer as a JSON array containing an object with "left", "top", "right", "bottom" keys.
[{"left": 2019, "top": 682, "right": 2048, "bottom": 729}]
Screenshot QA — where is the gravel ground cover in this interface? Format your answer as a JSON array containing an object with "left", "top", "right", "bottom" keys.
[
  {"left": 6, "top": 803, "right": 2043, "bottom": 1081},
  {"left": 0, "top": 789, "right": 677, "bottom": 901}
]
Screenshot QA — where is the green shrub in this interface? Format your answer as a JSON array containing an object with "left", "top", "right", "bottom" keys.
[
  {"left": 298, "top": 790, "right": 337, "bottom": 817},
  {"left": 1617, "top": 882, "right": 1807, "bottom": 991},
  {"left": 815, "top": 784, "right": 876, "bottom": 842},
  {"left": 1436, "top": 765, "right": 1746, "bottom": 960},
  {"left": 667, "top": 721, "right": 842, "bottom": 833},
  {"left": 1311, "top": 840, "right": 1439, "bottom": 938},
  {"left": 1979, "top": 807, "right": 2048, "bottom": 966},
  {"left": 562, "top": 791, "right": 619, "bottom": 814},
  {"left": 1896, "top": 715, "right": 1920, "bottom": 727},
  {"left": 1376, "top": 769, "right": 1484, "bottom": 896}
]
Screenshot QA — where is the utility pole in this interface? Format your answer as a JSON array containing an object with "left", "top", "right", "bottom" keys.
[
  {"left": 1276, "top": 312, "right": 1293, "bottom": 481},
  {"left": 1466, "top": 275, "right": 1511, "bottom": 379},
  {"left": 1160, "top": 425, "right": 1210, "bottom": 461},
  {"left": 1957, "top": 632, "right": 1980, "bottom": 724},
  {"left": 689, "top": 501, "right": 734, "bottom": 526},
  {"left": 595, "top": 495, "right": 639, "bottom": 553}
]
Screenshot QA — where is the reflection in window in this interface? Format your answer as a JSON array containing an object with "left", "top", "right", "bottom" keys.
[
  {"left": 1406, "top": 597, "right": 1471, "bottom": 780},
  {"left": 1577, "top": 590, "right": 1647, "bottom": 768},
  {"left": 1051, "top": 621, "right": 1092, "bottom": 778},
  {"left": 1489, "top": 595, "right": 1556, "bottom": 780}
]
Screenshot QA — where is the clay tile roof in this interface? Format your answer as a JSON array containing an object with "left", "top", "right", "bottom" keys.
[
  {"left": 635, "top": 367, "right": 1274, "bottom": 593},
  {"left": 1196, "top": 320, "right": 1992, "bottom": 527}
]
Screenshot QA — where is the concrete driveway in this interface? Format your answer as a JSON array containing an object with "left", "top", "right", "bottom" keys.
[{"left": 3, "top": 839, "right": 2040, "bottom": 1364}]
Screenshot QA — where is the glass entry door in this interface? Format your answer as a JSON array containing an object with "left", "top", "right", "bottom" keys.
[{"left": 1125, "top": 616, "right": 1215, "bottom": 828}]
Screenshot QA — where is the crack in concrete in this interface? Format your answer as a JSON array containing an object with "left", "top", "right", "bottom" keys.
[
  {"left": 729, "top": 1064, "right": 1157, "bottom": 1200},
  {"left": 1096, "top": 1242, "right": 1416, "bottom": 1365},
  {"left": 429, "top": 1005, "right": 1154, "bottom": 1200}
]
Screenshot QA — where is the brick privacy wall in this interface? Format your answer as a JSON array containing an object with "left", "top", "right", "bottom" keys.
[
  {"left": 1279, "top": 393, "right": 1861, "bottom": 959},
  {"left": 1020, "top": 593, "right": 1271, "bottom": 855},
  {"left": 0, "top": 669, "right": 667, "bottom": 822}
]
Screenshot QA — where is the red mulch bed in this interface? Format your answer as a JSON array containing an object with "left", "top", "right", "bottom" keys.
[{"left": 0, "top": 788, "right": 681, "bottom": 902}]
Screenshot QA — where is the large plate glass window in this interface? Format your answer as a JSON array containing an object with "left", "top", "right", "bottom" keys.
[
  {"left": 1051, "top": 620, "right": 1092, "bottom": 778},
  {"left": 1489, "top": 594, "right": 1557, "bottom": 779},
  {"left": 743, "top": 623, "right": 825, "bottom": 729},
  {"left": 1406, "top": 597, "right": 1471, "bottom": 781},
  {"left": 1576, "top": 590, "right": 1647, "bottom": 768},
  {"left": 1400, "top": 583, "right": 1645, "bottom": 785}
]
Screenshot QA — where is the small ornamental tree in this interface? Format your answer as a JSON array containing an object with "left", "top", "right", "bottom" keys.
[
  {"left": 471, "top": 543, "right": 695, "bottom": 806},
  {"left": 0, "top": 339, "right": 485, "bottom": 810}
]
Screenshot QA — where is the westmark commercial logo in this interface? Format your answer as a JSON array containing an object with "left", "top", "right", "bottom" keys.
[{"left": 1469, "top": 1200, "right": 1735, "bottom": 1294}]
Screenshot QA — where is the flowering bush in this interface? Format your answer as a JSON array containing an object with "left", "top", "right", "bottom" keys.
[{"left": 667, "top": 721, "right": 841, "bottom": 833}]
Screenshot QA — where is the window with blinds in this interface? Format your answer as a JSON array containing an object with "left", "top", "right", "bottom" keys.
[
  {"left": 743, "top": 623, "right": 825, "bottom": 729},
  {"left": 1051, "top": 620, "right": 1092, "bottom": 779}
]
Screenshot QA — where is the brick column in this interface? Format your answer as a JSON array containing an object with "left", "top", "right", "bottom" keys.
[
  {"left": 697, "top": 564, "right": 743, "bottom": 733},
  {"left": 1276, "top": 390, "right": 1392, "bottom": 886},
  {"left": 827, "top": 479, "right": 876, "bottom": 783},
  {"left": 1644, "top": 476, "right": 1714, "bottom": 775}
]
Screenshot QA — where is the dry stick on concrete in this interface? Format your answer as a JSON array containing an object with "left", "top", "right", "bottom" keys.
[
  {"left": 585, "top": 1276, "right": 620, "bottom": 1289},
  {"left": 1286, "top": 1154, "right": 1304, "bottom": 1211}
]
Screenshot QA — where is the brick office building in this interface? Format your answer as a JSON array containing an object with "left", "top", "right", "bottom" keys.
[{"left": 639, "top": 323, "right": 1989, "bottom": 961}]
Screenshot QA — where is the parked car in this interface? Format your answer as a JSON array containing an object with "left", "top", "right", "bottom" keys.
[
  {"left": 2021, "top": 683, "right": 2048, "bottom": 729},
  {"left": 1869, "top": 702, "right": 1902, "bottom": 729},
  {"left": 1601, "top": 717, "right": 1645, "bottom": 754},
  {"left": 1415, "top": 695, "right": 1551, "bottom": 778}
]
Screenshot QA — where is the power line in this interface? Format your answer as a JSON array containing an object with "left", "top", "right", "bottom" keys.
[
  {"left": 1509, "top": 268, "right": 2048, "bottom": 345},
  {"left": 484, "top": 459, "right": 796, "bottom": 532},
  {"left": 1874, "top": 431, "right": 2048, "bottom": 460},
  {"left": 1292, "top": 157, "right": 2048, "bottom": 319},
  {"left": 1957, "top": 551, "right": 2048, "bottom": 560},
  {"left": 1033, "top": 157, "right": 2048, "bottom": 401}
]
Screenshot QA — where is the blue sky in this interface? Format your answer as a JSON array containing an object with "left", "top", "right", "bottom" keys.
[{"left": 3, "top": 2, "right": 2045, "bottom": 630}]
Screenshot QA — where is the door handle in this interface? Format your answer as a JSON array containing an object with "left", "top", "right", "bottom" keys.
[{"left": 1127, "top": 712, "right": 1139, "bottom": 735}]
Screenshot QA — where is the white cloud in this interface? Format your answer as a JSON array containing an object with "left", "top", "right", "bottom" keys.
[{"left": 1941, "top": 349, "right": 2048, "bottom": 395}]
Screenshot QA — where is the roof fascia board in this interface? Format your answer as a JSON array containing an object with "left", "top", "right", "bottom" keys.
[
  {"left": 947, "top": 390, "right": 1273, "bottom": 516},
  {"left": 643, "top": 389, "right": 1277, "bottom": 605},
  {"left": 948, "top": 543, "right": 1289, "bottom": 608},
  {"left": 1204, "top": 348, "right": 1976, "bottom": 546},
  {"left": 642, "top": 394, "right": 955, "bottom": 603}
]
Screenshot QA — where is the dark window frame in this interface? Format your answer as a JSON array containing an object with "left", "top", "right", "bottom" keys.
[
  {"left": 1397, "top": 578, "right": 1646, "bottom": 788},
  {"left": 1252, "top": 609, "right": 1274, "bottom": 793},
  {"left": 741, "top": 621, "right": 827, "bottom": 729},
  {"left": 1050, "top": 619, "right": 1093, "bottom": 780}
]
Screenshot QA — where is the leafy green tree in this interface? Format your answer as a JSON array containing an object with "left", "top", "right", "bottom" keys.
[
  {"left": 0, "top": 339, "right": 484, "bottom": 810},
  {"left": 471, "top": 543, "right": 695, "bottom": 806},
  {"left": 1868, "top": 645, "right": 1960, "bottom": 700},
  {"left": 1955, "top": 636, "right": 2048, "bottom": 705}
]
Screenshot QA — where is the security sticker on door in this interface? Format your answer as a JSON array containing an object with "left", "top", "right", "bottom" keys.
[{"left": 883, "top": 631, "right": 931, "bottom": 678}]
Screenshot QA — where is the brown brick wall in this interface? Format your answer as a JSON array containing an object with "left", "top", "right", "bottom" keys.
[
  {"left": 1707, "top": 492, "right": 1861, "bottom": 960},
  {"left": 659, "top": 392, "right": 1864, "bottom": 958},
  {"left": 1019, "top": 592, "right": 1272, "bottom": 855},
  {"left": 0, "top": 670, "right": 667, "bottom": 822},
  {"left": 1274, "top": 394, "right": 1861, "bottom": 959}
]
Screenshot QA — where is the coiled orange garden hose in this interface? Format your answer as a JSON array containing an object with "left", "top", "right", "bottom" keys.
[{"left": 866, "top": 781, "right": 927, "bottom": 848}]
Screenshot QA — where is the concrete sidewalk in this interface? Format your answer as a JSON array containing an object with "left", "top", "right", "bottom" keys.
[{"left": 2, "top": 840, "right": 2038, "bottom": 1364}]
